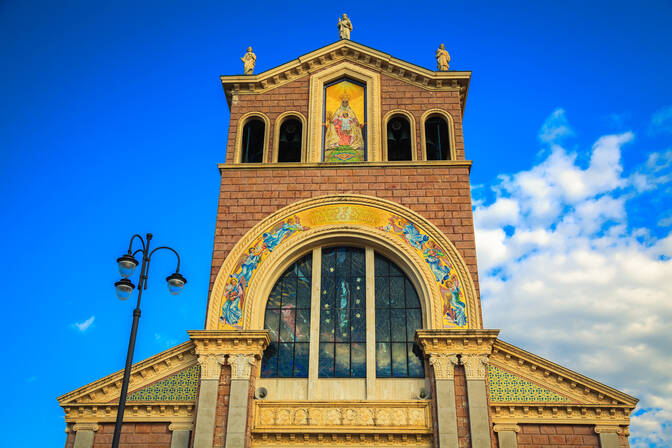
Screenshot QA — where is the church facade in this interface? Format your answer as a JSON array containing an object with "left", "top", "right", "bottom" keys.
[{"left": 59, "top": 37, "right": 637, "bottom": 448}]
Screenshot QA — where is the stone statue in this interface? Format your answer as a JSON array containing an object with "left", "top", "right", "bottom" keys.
[
  {"left": 436, "top": 44, "right": 450, "bottom": 71},
  {"left": 338, "top": 14, "right": 352, "bottom": 40},
  {"left": 241, "top": 47, "right": 256, "bottom": 75}
]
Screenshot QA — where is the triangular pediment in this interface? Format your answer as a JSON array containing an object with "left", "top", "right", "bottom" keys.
[
  {"left": 57, "top": 340, "right": 197, "bottom": 406},
  {"left": 220, "top": 40, "right": 471, "bottom": 112},
  {"left": 490, "top": 339, "right": 637, "bottom": 407}
]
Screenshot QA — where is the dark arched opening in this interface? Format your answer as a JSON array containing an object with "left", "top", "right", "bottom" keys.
[
  {"left": 425, "top": 115, "right": 450, "bottom": 160},
  {"left": 387, "top": 116, "right": 412, "bottom": 161},
  {"left": 277, "top": 118, "right": 302, "bottom": 163},
  {"left": 241, "top": 118, "right": 265, "bottom": 163}
]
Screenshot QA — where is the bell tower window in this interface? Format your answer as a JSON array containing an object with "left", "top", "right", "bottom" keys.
[
  {"left": 386, "top": 115, "right": 413, "bottom": 161},
  {"left": 424, "top": 115, "right": 450, "bottom": 160},
  {"left": 277, "top": 118, "right": 303, "bottom": 163},
  {"left": 241, "top": 118, "right": 265, "bottom": 163}
]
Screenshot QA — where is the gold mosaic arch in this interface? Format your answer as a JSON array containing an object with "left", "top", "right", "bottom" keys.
[{"left": 206, "top": 195, "right": 481, "bottom": 330}]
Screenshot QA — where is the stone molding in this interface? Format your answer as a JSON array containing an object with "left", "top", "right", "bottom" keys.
[
  {"left": 416, "top": 329, "right": 499, "bottom": 356},
  {"left": 169, "top": 422, "right": 194, "bottom": 431},
  {"left": 493, "top": 424, "right": 520, "bottom": 433},
  {"left": 197, "top": 354, "right": 226, "bottom": 380},
  {"left": 428, "top": 354, "right": 458, "bottom": 380},
  {"left": 228, "top": 354, "right": 256, "bottom": 380},
  {"left": 219, "top": 40, "right": 471, "bottom": 114},
  {"left": 62, "top": 402, "right": 194, "bottom": 424},
  {"left": 594, "top": 425, "right": 622, "bottom": 434},
  {"left": 491, "top": 403, "right": 632, "bottom": 426},
  {"left": 188, "top": 330, "right": 270, "bottom": 358},
  {"left": 217, "top": 160, "right": 473, "bottom": 172},
  {"left": 72, "top": 423, "right": 99, "bottom": 432},
  {"left": 462, "top": 354, "right": 489, "bottom": 380}
]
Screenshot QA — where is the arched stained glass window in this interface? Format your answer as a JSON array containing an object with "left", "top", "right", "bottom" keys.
[
  {"left": 374, "top": 253, "right": 424, "bottom": 378},
  {"left": 261, "top": 254, "right": 312, "bottom": 377},
  {"left": 319, "top": 247, "right": 366, "bottom": 378}
]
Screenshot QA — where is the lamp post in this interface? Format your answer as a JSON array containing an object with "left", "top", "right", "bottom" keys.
[{"left": 111, "top": 233, "right": 187, "bottom": 448}]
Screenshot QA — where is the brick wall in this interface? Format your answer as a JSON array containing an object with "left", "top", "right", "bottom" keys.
[
  {"left": 64, "top": 431, "right": 75, "bottom": 448},
  {"left": 454, "top": 365, "right": 471, "bottom": 448},
  {"left": 517, "top": 424, "right": 599, "bottom": 447},
  {"left": 92, "top": 423, "right": 172, "bottom": 447},
  {"left": 207, "top": 164, "right": 481, "bottom": 321},
  {"left": 213, "top": 363, "right": 232, "bottom": 448},
  {"left": 224, "top": 61, "right": 465, "bottom": 165}
]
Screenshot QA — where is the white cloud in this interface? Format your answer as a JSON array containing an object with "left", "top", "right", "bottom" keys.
[
  {"left": 474, "top": 109, "right": 672, "bottom": 447},
  {"left": 72, "top": 316, "right": 95, "bottom": 332},
  {"left": 538, "top": 108, "right": 574, "bottom": 143},
  {"left": 650, "top": 106, "right": 672, "bottom": 135}
]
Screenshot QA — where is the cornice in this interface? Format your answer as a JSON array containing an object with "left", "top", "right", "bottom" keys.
[
  {"left": 492, "top": 339, "right": 638, "bottom": 407},
  {"left": 63, "top": 401, "right": 195, "bottom": 424},
  {"left": 57, "top": 341, "right": 197, "bottom": 406},
  {"left": 416, "top": 329, "right": 500, "bottom": 355},
  {"left": 220, "top": 40, "right": 471, "bottom": 114},
  {"left": 188, "top": 329, "right": 270, "bottom": 357},
  {"left": 491, "top": 403, "right": 632, "bottom": 426},
  {"left": 217, "top": 160, "right": 473, "bottom": 173}
]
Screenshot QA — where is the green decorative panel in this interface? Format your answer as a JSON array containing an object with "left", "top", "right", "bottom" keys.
[
  {"left": 488, "top": 365, "right": 569, "bottom": 403},
  {"left": 127, "top": 364, "right": 199, "bottom": 401}
]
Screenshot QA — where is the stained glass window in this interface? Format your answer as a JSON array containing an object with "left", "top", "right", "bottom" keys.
[
  {"left": 374, "top": 253, "right": 424, "bottom": 378},
  {"left": 261, "top": 254, "right": 312, "bottom": 377},
  {"left": 319, "top": 247, "right": 366, "bottom": 378}
]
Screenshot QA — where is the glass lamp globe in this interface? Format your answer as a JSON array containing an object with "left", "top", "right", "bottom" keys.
[
  {"left": 166, "top": 272, "right": 187, "bottom": 295},
  {"left": 117, "top": 254, "right": 139, "bottom": 278},
  {"left": 114, "top": 278, "right": 135, "bottom": 300}
]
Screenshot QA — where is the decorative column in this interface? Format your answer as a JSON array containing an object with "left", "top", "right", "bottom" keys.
[
  {"left": 193, "top": 353, "right": 226, "bottom": 448},
  {"left": 226, "top": 354, "right": 256, "bottom": 448},
  {"left": 594, "top": 425, "right": 622, "bottom": 448},
  {"left": 429, "top": 353, "right": 460, "bottom": 447},
  {"left": 189, "top": 330, "right": 270, "bottom": 448},
  {"left": 169, "top": 422, "right": 193, "bottom": 448},
  {"left": 494, "top": 424, "right": 520, "bottom": 448},
  {"left": 72, "top": 423, "right": 98, "bottom": 448},
  {"left": 463, "top": 354, "right": 492, "bottom": 448},
  {"left": 417, "top": 329, "right": 499, "bottom": 448}
]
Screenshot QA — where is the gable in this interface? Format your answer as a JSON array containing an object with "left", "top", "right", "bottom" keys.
[
  {"left": 488, "top": 364, "right": 571, "bottom": 403},
  {"left": 126, "top": 364, "right": 200, "bottom": 402}
]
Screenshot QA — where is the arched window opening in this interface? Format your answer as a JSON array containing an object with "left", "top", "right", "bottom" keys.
[
  {"left": 387, "top": 116, "right": 412, "bottom": 161},
  {"left": 277, "top": 118, "right": 302, "bottom": 163},
  {"left": 425, "top": 115, "right": 450, "bottom": 160},
  {"left": 241, "top": 118, "right": 265, "bottom": 163},
  {"left": 261, "top": 246, "right": 425, "bottom": 380},
  {"left": 374, "top": 253, "right": 424, "bottom": 378},
  {"left": 261, "top": 254, "right": 312, "bottom": 378}
]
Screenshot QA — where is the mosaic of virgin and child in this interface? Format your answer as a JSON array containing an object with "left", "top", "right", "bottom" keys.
[{"left": 324, "top": 82, "right": 366, "bottom": 162}]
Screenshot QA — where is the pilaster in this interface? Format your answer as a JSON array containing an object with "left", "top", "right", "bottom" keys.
[
  {"left": 429, "top": 354, "right": 460, "bottom": 447},
  {"left": 169, "top": 422, "right": 193, "bottom": 448},
  {"left": 72, "top": 423, "right": 98, "bottom": 448},
  {"left": 595, "top": 425, "right": 622, "bottom": 448},
  {"left": 226, "top": 354, "right": 257, "bottom": 448},
  {"left": 494, "top": 424, "right": 520, "bottom": 448}
]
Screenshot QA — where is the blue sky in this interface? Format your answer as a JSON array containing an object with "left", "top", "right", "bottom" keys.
[{"left": 2, "top": 1, "right": 671, "bottom": 446}]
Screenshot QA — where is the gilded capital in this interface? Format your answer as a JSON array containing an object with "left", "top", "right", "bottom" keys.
[
  {"left": 198, "top": 354, "right": 226, "bottom": 380},
  {"left": 429, "top": 354, "right": 459, "bottom": 379},
  {"left": 493, "top": 424, "right": 521, "bottom": 433},
  {"left": 228, "top": 353, "right": 256, "bottom": 379},
  {"left": 594, "top": 425, "right": 622, "bottom": 434},
  {"left": 462, "top": 354, "right": 489, "bottom": 380},
  {"left": 72, "top": 423, "right": 99, "bottom": 432},
  {"left": 169, "top": 422, "right": 194, "bottom": 432}
]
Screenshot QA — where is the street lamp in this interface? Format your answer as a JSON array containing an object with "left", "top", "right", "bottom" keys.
[{"left": 111, "top": 233, "right": 187, "bottom": 448}]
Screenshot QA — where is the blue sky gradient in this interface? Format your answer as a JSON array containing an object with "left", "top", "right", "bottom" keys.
[{"left": 2, "top": 1, "right": 671, "bottom": 446}]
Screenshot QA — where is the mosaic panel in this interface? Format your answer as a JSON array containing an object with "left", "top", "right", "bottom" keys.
[
  {"left": 127, "top": 364, "right": 200, "bottom": 401},
  {"left": 488, "top": 364, "right": 569, "bottom": 403},
  {"left": 219, "top": 204, "right": 468, "bottom": 330}
]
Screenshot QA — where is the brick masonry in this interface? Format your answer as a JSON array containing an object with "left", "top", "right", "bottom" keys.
[
  {"left": 454, "top": 365, "right": 472, "bottom": 448},
  {"left": 213, "top": 363, "right": 232, "bottom": 448},
  {"left": 517, "top": 424, "right": 600, "bottom": 447},
  {"left": 92, "top": 423, "right": 172, "bottom": 447}
]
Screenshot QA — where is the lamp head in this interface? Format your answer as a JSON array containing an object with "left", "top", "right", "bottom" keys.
[
  {"left": 117, "top": 254, "right": 139, "bottom": 278},
  {"left": 166, "top": 272, "right": 187, "bottom": 295},
  {"left": 114, "top": 278, "right": 135, "bottom": 300}
]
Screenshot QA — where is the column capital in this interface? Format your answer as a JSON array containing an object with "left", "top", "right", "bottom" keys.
[
  {"left": 416, "top": 329, "right": 499, "bottom": 356},
  {"left": 594, "top": 425, "right": 622, "bottom": 434},
  {"left": 462, "top": 354, "right": 489, "bottom": 380},
  {"left": 228, "top": 353, "right": 256, "bottom": 380},
  {"left": 188, "top": 329, "right": 270, "bottom": 358},
  {"left": 169, "top": 422, "right": 194, "bottom": 431},
  {"left": 429, "top": 353, "right": 459, "bottom": 379},
  {"left": 197, "top": 354, "right": 226, "bottom": 380},
  {"left": 72, "top": 423, "right": 99, "bottom": 432},
  {"left": 493, "top": 424, "right": 520, "bottom": 433}
]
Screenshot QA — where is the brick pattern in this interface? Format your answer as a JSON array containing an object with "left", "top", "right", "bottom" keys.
[
  {"left": 65, "top": 431, "right": 75, "bottom": 448},
  {"left": 213, "top": 363, "right": 232, "bottom": 448},
  {"left": 207, "top": 165, "right": 481, "bottom": 321},
  {"left": 92, "top": 423, "right": 172, "bottom": 447},
  {"left": 454, "top": 365, "right": 471, "bottom": 448},
  {"left": 517, "top": 424, "right": 599, "bottom": 447},
  {"left": 245, "top": 368, "right": 258, "bottom": 447},
  {"left": 224, "top": 60, "right": 466, "bottom": 165}
]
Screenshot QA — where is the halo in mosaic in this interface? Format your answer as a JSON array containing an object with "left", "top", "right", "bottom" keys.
[
  {"left": 488, "top": 365, "right": 569, "bottom": 403},
  {"left": 127, "top": 365, "right": 200, "bottom": 402}
]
